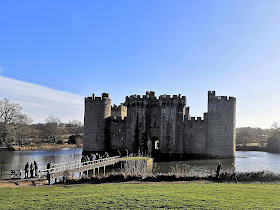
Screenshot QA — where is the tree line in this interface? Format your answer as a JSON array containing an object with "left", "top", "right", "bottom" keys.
[
  {"left": 0, "top": 98, "right": 83, "bottom": 147},
  {"left": 236, "top": 123, "right": 280, "bottom": 153}
]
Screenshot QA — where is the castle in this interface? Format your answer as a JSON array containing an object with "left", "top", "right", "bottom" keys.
[{"left": 83, "top": 91, "right": 236, "bottom": 159}]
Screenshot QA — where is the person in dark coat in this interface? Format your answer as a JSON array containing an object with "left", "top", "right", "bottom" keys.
[
  {"left": 34, "top": 161, "right": 38, "bottom": 176},
  {"left": 30, "top": 163, "right": 34, "bottom": 178},
  {"left": 216, "top": 161, "right": 221, "bottom": 182},
  {"left": 24, "top": 162, "right": 29, "bottom": 178},
  {"left": 47, "top": 162, "right": 51, "bottom": 169},
  {"left": 47, "top": 162, "right": 51, "bottom": 185}
]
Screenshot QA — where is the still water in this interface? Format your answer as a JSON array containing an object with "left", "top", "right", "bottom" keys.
[{"left": 0, "top": 148, "right": 280, "bottom": 174}]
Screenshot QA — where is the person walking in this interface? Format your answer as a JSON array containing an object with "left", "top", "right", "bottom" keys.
[
  {"left": 229, "top": 164, "right": 238, "bottom": 183},
  {"left": 216, "top": 161, "right": 221, "bottom": 182},
  {"left": 24, "top": 162, "right": 29, "bottom": 179}
]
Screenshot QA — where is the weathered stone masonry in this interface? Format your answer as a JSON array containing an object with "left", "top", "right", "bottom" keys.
[{"left": 83, "top": 91, "right": 236, "bottom": 158}]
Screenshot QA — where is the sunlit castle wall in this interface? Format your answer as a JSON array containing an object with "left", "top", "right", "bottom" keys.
[
  {"left": 83, "top": 93, "right": 111, "bottom": 153},
  {"left": 206, "top": 91, "right": 236, "bottom": 158}
]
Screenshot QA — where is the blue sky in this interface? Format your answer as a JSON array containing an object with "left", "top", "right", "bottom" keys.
[{"left": 0, "top": 1, "right": 280, "bottom": 128}]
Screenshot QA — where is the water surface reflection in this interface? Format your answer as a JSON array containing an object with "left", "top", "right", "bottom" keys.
[{"left": 0, "top": 149, "right": 280, "bottom": 174}]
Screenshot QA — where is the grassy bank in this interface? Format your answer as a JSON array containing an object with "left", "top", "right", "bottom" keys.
[{"left": 0, "top": 182, "right": 279, "bottom": 209}]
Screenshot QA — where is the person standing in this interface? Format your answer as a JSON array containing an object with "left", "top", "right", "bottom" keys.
[
  {"left": 34, "top": 161, "right": 38, "bottom": 176},
  {"left": 30, "top": 163, "right": 34, "bottom": 178},
  {"left": 90, "top": 153, "right": 94, "bottom": 161},
  {"left": 24, "top": 163, "right": 29, "bottom": 179},
  {"left": 229, "top": 164, "right": 238, "bottom": 183},
  {"left": 216, "top": 161, "right": 221, "bottom": 182},
  {"left": 47, "top": 162, "right": 51, "bottom": 185}
]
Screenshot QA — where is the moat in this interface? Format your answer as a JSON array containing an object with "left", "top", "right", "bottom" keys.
[{"left": 0, "top": 148, "right": 280, "bottom": 174}]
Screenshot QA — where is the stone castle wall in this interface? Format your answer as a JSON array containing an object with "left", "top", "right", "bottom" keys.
[
  {"left": 83, "top": 93, "right": 111, "bottom": 152},
  {"left": 184, "top": 116, "right": 208, "bottom": 155},
  {"left": 111, "top": 104, "right": 127, "bottom": 120},
  {"left": 83, "top": 91, "right": 236, "bottom": 158},
  {"left": 207, "top": 91, "right": 236, "bottom": 157}
]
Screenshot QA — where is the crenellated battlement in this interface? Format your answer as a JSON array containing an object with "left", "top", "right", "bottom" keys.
[
  {"left": 208, "top": 91, "right": 236, "bottom": 103},
  {"left": 187, "top": 116, "right": 206, "bottom": 122},
  {"left": 159, "top": 94, "right": 184, "bottom": 100},
  {"left": 112, "top": 103, "right": 126, "bottom": 110},
  {"left": 85, "top": 93, "right": 110, "bottom": 102},
  {"left": 125, "top": 91, "right": 186, "bottom": 107}
]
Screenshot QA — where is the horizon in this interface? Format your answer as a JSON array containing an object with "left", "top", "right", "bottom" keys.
[{"left": 1, "top": 1, "right": 280, "bottom": 128}]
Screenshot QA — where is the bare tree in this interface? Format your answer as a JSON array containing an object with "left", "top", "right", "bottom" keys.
[
  {"left": 14, "top": 114, "right": 33, "bottom": 146},
  {"left": 45, "top": 115, "right": 62, "bottom": 125},
  {"left": 67, "top": 120, "right": 83, "bottom": 136},
  {"left": 43, "top": 115, "right": 63, "bottom": 143},
  {"left": 66, "top": 120, "right": 83, "bottom": 145},
  {"left": 0, "top": 98, "right": 32, "bottom": 146},
  {"left": 236, "top": 128, "right": 254, "bottom": 146},
  {"left": 271, "top": 122, "right": 280, "bottom": 130}
]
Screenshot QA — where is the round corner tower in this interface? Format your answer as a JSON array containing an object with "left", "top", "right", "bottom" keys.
[
  {"left": 207, "top": 91, "right": 236, "bottom": 158},
  {"left": 83, "top": 93, "right": 111, "bottom": 153}
]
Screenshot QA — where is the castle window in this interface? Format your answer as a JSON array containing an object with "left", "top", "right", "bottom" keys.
[
  {"left": 98, "top": 121, "right": 100, "bottom": 127},
  {"left": 154, "top": 121, "right": 156, "bottom": 128},
  {"left": 225, "top": 125, "right": 227, "bottom": 132}
]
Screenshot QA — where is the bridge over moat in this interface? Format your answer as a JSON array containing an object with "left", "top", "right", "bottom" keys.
[
  {"left": 1, "top": 156, "right": 153, "bottom": 185},
  {"left": 1, "top": 156, "right": 121, "bottom": 183}
]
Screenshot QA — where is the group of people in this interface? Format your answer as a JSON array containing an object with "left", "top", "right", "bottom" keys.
[
  {"left": 215, "top": 161, "right": 238, "bottom": 183},
  {"left": 24, "top": 161, "right": 38, "bottom": 179},
  {"left": 81, "top": 152, "right": 110, "bottom": 163}
]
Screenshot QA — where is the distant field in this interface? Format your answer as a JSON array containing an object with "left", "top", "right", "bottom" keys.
[{"left": 0, "top": 182, "right": 279, "bottom": 209}]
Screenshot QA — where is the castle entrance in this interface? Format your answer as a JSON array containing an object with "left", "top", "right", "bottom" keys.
[{"left": 151, "top": 136, "right": 160, "bottom": 157}]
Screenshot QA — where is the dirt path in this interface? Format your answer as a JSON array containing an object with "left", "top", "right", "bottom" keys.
[{"left": 0, "top": 179, "right": 48, "bottom": 188}]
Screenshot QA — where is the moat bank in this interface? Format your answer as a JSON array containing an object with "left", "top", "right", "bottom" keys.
[{"left": 8, "top": 143, "right": 80, "bottom": 151}]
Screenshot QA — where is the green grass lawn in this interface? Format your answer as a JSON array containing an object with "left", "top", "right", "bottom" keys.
[{"left": 0, "top": 182, "right": 279, "bottom": 209}]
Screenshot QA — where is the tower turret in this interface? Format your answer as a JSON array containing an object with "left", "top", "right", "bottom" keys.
[
  {"left": 207, "top": 91, "right": 236, "bottom": 157},
  {"left": 83, "top": 93, "right": 111, "bottom": 153}
]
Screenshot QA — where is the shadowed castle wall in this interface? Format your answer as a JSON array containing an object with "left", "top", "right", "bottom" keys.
[
  {"left": 110, "top": 117, "right": 126, "bottom": 152},
  {"left": 184, "top": 115, "right": 208, "bottom": 155}
]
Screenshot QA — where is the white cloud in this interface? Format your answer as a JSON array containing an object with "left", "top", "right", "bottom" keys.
[{"left": 0, "top": 76, "right": 84, "bottom": 123}]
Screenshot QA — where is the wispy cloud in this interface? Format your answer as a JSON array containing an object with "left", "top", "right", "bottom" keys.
[
  {"left": 0, "top": 76, "right": 84, "bottom": 123},
  {"left": 0, "top": 66, "right": 5, "bottom": 75}
]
